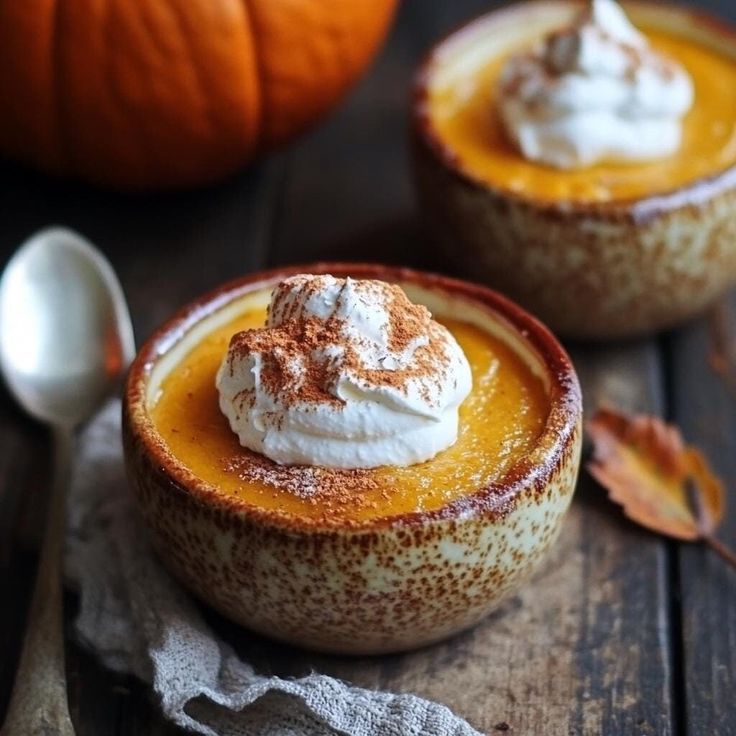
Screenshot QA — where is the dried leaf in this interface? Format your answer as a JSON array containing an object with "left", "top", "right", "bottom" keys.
[{"left": 586, "top": 407, "right": 724, "bottom": 542}]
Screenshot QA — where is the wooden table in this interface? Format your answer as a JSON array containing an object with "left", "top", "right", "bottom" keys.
[{"left": 1, "top": 1, "right": 735, "bottom": 733}]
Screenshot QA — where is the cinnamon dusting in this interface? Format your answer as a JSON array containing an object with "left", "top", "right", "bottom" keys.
[
  {"left": 224, "top": 450, "right": 383, "bottom": 508},
  {"left": 225, "top": 277, "right": 452, "bottom": 411}
]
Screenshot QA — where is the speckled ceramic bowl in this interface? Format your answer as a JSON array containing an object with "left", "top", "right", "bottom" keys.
[
  {"left": 413, "top": 1, "right": 736, "bottom": 339},
  {"left": 123, "top": 264, "right": 582, "bottom": 654}
]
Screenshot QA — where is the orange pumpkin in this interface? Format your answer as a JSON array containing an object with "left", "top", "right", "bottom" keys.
[{"left": 0, "top": 0, "right": 397, "bottom": 190}]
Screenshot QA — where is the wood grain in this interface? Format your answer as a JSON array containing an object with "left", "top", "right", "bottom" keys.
[
  {"left": 0, "top": 394, "right": 49, "bottom": 721},
  {"left": 667, "top": 295, "right": 736, "bottom": 736}
]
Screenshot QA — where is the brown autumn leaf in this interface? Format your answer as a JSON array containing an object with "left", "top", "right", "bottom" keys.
[{"left": 586, "top": 407, "right": 724, "bottom": 542}]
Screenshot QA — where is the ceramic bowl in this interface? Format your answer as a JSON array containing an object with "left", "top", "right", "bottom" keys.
[
  {"left": 123, "top": 263, "right": 582, "bottom": 654},
  {"left": 413, "top": 0, "right": 736, "bottom": 339}
]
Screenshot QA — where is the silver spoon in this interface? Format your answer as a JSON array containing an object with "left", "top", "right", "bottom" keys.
[{"left": 0, "top": 227, "right": 134, "bottom": 736}]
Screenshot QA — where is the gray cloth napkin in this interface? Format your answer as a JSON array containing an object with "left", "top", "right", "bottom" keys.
[{"left": 65, "top": 401, "right": 483, "bottom": 736}]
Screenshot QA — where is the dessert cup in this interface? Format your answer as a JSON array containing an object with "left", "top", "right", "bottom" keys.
[
  {"left": 123, "top": 263, "right": 582, "bottom": 654},
  {"left": 412, "top": 0, "right": 736, "bottom": 339}
]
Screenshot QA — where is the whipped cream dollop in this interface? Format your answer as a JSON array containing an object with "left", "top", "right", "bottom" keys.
[
  {"left": 216, "top": 274, "right": 473, "bottom": 469},
  {"left": 498, "top": 0, "right": 694, "bottom": 168}
]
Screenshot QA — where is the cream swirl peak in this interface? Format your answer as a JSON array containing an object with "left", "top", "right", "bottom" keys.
[
  {"left": 216, "top": 274, "right": 472, "bottom": 469},
  {"left": 498, "top": 0, "right": 694, "bottom": 169}
]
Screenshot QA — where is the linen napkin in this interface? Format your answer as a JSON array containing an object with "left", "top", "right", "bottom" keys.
[{"left": 65, "top": 401, "right": 483, "bottom": 736}]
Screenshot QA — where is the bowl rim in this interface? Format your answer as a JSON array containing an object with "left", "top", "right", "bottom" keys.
[
  {"left": 124, "top": 263, "right": 582, "bottom": 534},
  {"left": 412, "top": 0, "right": 736, "bottom": 219}
]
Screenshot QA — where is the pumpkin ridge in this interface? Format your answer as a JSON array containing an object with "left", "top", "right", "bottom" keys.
[
  {"left": 102, "top": 1, "right": 165, "bottom": 180},
  {"left": 126, "top": 3, "right": 180, "bottom": 175},
  {"left": 240, "top": 0, "right": 267, "bottom": 151},
  {"left": 164, "top": 1, "right": 219, "bottom": 142},
  {"left": 50, "top": 0, "right": 70, "bottom": 172}
]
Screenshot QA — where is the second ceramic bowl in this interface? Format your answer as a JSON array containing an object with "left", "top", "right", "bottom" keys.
[{"left": 413, "top": 0, "right": 736, "bottom": 339}]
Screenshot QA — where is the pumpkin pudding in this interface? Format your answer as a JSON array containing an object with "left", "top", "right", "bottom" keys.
[
  {"left": 125, "top": 264, "right": 581, "bottom": 653},
  {"left": 150, "top": 274, "right": 549, "bottom": 525},
  {"left": 423, "top": 0, "right": 736, "bottom": 203},
  {"left": 413, "top": 1, "right": 736, "bottom": 338}
]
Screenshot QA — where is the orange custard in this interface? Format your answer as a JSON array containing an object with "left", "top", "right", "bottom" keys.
[
  {"left": 427, "top": 29, "right": 736, "bottom": 202},
  {"left": 151, "top": 307, "right": 549, "bottom": 524}
]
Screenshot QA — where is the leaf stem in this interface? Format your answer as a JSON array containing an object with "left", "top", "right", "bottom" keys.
[{"left": 703, "top": 534, "right": 736, "bottom": 570}]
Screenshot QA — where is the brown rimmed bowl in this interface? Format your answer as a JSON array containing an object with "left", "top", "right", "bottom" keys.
[
  {"left": 413, "top": 0, "right": 736, "bottom": 339},
  {"left": 123, "top": 263, "right": 582, "bottom": 654}
]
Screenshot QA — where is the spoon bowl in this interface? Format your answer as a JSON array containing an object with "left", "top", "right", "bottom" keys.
[{"left": 0, "top": 227, "right": 134, "bottom": 425}]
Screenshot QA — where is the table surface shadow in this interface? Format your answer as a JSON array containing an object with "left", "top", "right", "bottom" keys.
[{"left": 1, "top": 1, "right": 735, "bottom": 734}]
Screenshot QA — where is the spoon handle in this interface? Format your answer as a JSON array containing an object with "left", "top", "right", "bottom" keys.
[{"left": 1, "top": 427, "right": 75, "bottom": 736}]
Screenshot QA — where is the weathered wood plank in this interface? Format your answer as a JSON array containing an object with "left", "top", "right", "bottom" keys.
[
  {"left": 667, "top": 295, "right": 736, "bottom": 736},
  {"left": 0, "top": 394, "right": 50, "bottom": 720},
  {"left": 567, "top": 343, "right": 673, "bottom": 736},
  {"left": 665, "top": 1, "right": 736, "bottom": 733}
]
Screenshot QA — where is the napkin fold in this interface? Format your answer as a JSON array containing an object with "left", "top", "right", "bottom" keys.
[{"left": 65, "top": 402, "right": 483, "bottom": 736}]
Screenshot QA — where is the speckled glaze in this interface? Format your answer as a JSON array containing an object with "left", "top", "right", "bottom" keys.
[
  {"left": 413, "top": 1, "right": 736, "bottom": 339},
  {"left": 123, "top": 264, "right": 582, "bottom": 654}
]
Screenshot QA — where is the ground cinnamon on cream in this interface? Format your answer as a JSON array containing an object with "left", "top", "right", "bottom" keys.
[
  {"left": 216, "top": 274, "right": 473, "bottom": 469},
  {"left": 226, "top": 280, "right": 451, "bottom": 409}
]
